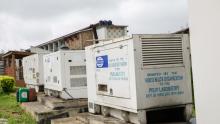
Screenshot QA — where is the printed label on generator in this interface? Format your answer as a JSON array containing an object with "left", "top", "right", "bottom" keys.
[
  {"left": 145, "top": 69, "right": 185, "bottom": 98},
  {"left": 95, "top": 45, "right": 131, "bottom": 98}
]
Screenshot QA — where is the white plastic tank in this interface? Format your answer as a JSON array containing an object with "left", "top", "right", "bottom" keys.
[{"left": 86, "top": 34, "right": 193, "bottom": 124}]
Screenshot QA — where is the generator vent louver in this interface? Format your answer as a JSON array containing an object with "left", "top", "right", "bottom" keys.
[
  {"left": 141, "top": 37, "right": 183, "bottom": 66},
  {"left": 70, "top": 77, "right": 87, "bottom": 87},
  {"left": 70, "top": 66, "right": 86, "bottom": 75}
]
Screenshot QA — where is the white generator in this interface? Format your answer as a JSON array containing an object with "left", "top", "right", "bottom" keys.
[
  {"left": 86, "top": 34, "right": 193, "bottom": 124},
  {"left": 23, "top": 52, "right": 49, "bottom": 92},
  {"left": 43, "top": 50, "right": 87, "bottom": 99}
]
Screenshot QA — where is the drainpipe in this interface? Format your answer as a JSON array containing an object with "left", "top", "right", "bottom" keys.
[{"left": 91, "top": 25, "right": 99, "bottom": 44}]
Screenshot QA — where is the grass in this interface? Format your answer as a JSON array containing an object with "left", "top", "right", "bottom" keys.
[{"left": 0, "top": 91, "right": 36, "bottom": 124}]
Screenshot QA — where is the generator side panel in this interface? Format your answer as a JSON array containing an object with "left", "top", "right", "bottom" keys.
[
  {"left": 38, "top": 54, "right": 46, "bottom": 85},
  {"left": 61, "top": 51, "right": 87, "bottom": 98},
  {"left": 87, "top": 39, "right": 138, "bottom": 113},
  {"left": 34, "top": 54, "right": 40, "bottom": 84},
  {"left": 86, "top": 46, "right": 97, "bottom": 112},
  {"left": 23, "top": 54, "right": 41, "bottom": 85},
  {"left": 22, "top": 56, "right": 29, "bottom": 85},
  {"left": 135, "top": 34, "right": 193, "bottom": 109},
  {"left": 43, "top": 52, "right": 63, "bottom": 91}
]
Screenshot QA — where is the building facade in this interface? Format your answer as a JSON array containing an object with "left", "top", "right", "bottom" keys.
[{"left": 33, "top": 21, "right": 128, "bottom": 52}]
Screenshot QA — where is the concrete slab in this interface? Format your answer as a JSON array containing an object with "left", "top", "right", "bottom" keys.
[
  {"left": 21, "top": 102, "right": 56, "bottom": 122},
  {"left": 21, "top": 102, "right": 54, "bottom": 121},
  {"left": 38, "top": 94, "right": 88, "bottom": 110},
  {"left": 51, "top": 117, "right": 80, "bottom": 124},
  {"left": 51, "top": 113, "right": 128, "bottom": 124},
  {"left": 21, "top": 102, "right": 87, "bottom": 124}
]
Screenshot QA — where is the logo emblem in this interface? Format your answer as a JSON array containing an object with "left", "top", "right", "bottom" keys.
[
  {"left": 96, "top": 57, "right": 104, "bottom": 68},
  {"left": 96, "top": 55, "right": 108, "bottom": 68}
]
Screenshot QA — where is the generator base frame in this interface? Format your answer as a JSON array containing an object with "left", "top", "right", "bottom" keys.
[
  {"left": 26, "top": 84, "right": 44, "bottom": 92},
  {"left": 91, "top": 103, "right": 193, "bottom": 124},
  {"left": 44, "top": 88, "right": 87, "bottom": 100}
]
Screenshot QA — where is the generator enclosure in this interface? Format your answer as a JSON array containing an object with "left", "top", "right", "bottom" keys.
[
  {"left": 23, "top": 52, "right": 49, "bottom": 92},
  {"left": 86, "top": 34, "right": 193, "bottom": 123},
  {"left": 43, "top": 50, "right": 87, "bottom": 99}
]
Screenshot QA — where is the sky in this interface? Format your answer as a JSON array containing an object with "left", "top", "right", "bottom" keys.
[{"left": 0, "top": 0, "right": 188, "bottom": 51}]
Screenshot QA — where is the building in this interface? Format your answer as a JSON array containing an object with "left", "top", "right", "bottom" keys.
[
  {"left": 2, "top": 51, "right": 32, "bottom": 86},
  {"left": 0, "top": 54, "right": 4, "bottom": 75},
  {"left": 32, "top": 21, "right": 128, "bottom": 52}
]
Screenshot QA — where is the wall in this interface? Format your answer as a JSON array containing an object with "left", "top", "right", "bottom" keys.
[
  {"left": 65, "top": 30, "right": 94, "bottom": 50},
  {"left": 30, "top": 47, "right": 50, "bottom": 53},
  {"left": 4, "top": 63, "right": 25, "bottom": 87},
  {"left": 96, "top": 26, "right": 127, "bottom": 40},
  {"left": 189, "top": 0, "right": 220, "bottom": 123},
  {"left": 5, "top": 67, "right": 14, "bottom": 77}
]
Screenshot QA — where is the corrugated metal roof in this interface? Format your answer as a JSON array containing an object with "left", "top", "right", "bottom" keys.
[
  {"left": 2, "top": 51, "right": 32, "bottom": 58},
  {"left": 174, "top": 28, "right": 189, "bottom": 34},
  {"left": 36, "top": 28, "right": 93, "bottom": 47}
]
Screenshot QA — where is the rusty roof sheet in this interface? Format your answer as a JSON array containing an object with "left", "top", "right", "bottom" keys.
[
  {"left": 35, "top": 22, "right": 127, "bottom": 48},
  {"left": 2, "top": 51, "right": 32, "bottom": 59}
]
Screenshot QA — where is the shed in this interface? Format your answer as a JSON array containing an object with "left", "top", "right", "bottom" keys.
[{"left": 2, "top": 51, "right": 32, "bottom": 87}]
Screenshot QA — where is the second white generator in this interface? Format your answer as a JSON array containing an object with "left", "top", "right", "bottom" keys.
[
  {"left": 43, "top": 50, "right": 87, "bottom": 99},
  {"left": 86, "top": 34, "right": 193, "bottom": 124},
  {"left": 23, "top": 52, "right": 49, "bottom": 92}
]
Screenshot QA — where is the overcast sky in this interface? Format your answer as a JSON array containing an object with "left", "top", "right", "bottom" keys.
[{"left": 0, "top": 0, "right": 188, "bottom": 51}]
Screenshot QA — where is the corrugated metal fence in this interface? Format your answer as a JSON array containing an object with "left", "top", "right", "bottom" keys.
[{"left": 0, "top": 61, "right": 4, "bottom": 75}]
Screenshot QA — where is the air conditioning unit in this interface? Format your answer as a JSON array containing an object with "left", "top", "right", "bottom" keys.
[
  {"left": 22, "top": 52, "right": 49, "bottom": 92},
  {"left": 85, "top": 34, "right": 193, "bottom": 124},
  {"left": 43, "top": 50, "right": 87, "bottom": 99}
]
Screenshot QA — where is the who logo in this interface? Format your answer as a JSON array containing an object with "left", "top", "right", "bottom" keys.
[{"left": 96, "top": 55, "right": 108, "bottom": 68}]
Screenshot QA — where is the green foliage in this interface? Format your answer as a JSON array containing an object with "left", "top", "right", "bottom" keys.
[
  {"left": 0, "top": 76, "right": 15, "bottom": 93},
  {"left": 0, "top": 93, "right": 36, "bottom": 124}
]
